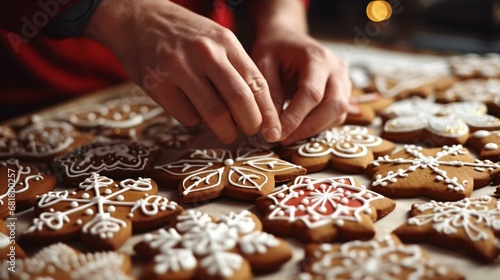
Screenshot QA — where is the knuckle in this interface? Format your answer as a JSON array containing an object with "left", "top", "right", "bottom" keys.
[
  {"left": 230, "top": 89, "right": 254, "bottom": 106},
  {"left": 215, "top": 27, "right": 237, "bottom": 44},
  {"left": 205, "top": 101, "right": 230, "bottom": 118},
  {"left": 332, "top": 98, "right": 349, "bottom": 115},
  {"left": 305, "top": 45, "right": 329, "bottom": 60},
  {"left": 303, "top": 86, "right": 323, "bottom": 104},
  {"left": 246, "top": 76, "right": 269, "bottom": 97}
]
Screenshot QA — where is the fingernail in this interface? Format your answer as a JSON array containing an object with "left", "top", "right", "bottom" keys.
[{"left": 264, "top": 127, "right": 281, "bottom": 143}]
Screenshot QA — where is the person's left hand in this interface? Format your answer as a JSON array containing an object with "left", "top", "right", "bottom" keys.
[{"left": 251, "top": 27, "right": 351, "bottom": 146}]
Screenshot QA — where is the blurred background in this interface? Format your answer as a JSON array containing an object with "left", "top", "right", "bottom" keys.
[{"left": 307, "top": 0, "right": 500, "bottom": 54}]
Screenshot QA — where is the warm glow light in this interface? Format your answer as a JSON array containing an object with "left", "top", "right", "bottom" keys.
[{"left": 366, "top": 0, "right": 392, "bottom": 22}]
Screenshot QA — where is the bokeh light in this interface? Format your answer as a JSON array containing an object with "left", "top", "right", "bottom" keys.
[{"left": 366, "top": 0, "right": 392, "bottom": 22}]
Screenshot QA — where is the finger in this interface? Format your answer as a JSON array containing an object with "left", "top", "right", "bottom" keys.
[
  {"left": 255, "top": 55, "right": 285, "bottom": 115},
  {"left": 281, "top": 75, "right": 349, "bottom": 146},
  {"left": 181, "top": 74, "right": 239, "bottom": 144},
  {"left": 205, "top": 57, "right": 263, "bottom": 137},
  {"left": 151, "top": 86, "right": 201, "bottom": 127},
  {"left": 226, "top": 48, "right": 282, "bottom": 143},
  {"left": 279, "top": 62, "right": 329, "bottom": 141}
]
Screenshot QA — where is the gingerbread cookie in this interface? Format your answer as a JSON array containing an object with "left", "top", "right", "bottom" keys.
[
  {"left": 393, "top": 196, "right": 500, "bottom": 263},
  {"left": 141, "top": 117, "right": 196, "bottom": 149},
  {"left": 0, "top": 243, "right": 133, "bottom": 280},
  {"left": 466, "top": 130, "right": 500, "bottom": 161},
  {"left": 381, "top": 97, "right": 500, "bottom": 146},
  {"left": 52, "top": 139, "right": 159, "bottom": 186},
  {"left": 298, "top": 235, "right": 464, "bottom": 280},
  {"left": 134, "top": 210, "right": 292, "bottom": 280},
  {"left": 151, "top": 147, "right": 306, "bottom": 203},
  {"left": 449, "top": 53, "right": 500, "bottom": 79},
  {"left": 368, "top": 144, "right": 500, "bottom": 201},
  {"left": 58, "top": 95, "right": 164, "bottom": 139},
  {"left": 278, "top": 125, "right": 395, "bottom": 173},
  {"left": 346, "top": 90, "right": 393, "bottom": 126},
  {"left": 374, "top": 66, "right": 456, "bottom": 100},
  {"left": 0, "top": 159, "right": 57, "bottom": 219},
  {"left": 0, "top": 220, "right": 25, "bottom": 261},
  {"left": 256, "top": 176, "right": 395, "bottom": 243},
  {"left": 22, "top": 173, "right": 183, "bottom": 250},
  {"left": 12, "top": 120, "right": 93, "bottom": 163}
]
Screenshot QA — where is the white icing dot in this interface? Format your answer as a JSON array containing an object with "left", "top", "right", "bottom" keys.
[
  {"left": 76, "top": 219, "right": 82, "bottom": 225},
  {"left": 85, "top": 209, "right": 94, "bottom": 215},
  {"left": 485, "top": 143, "right": 498, "bottom": 150},
  {"left": 104, "top": 189, "right": 112, "bottom": 195},
  {"left": 82, "top": 193, "right": 90, "bottom": 199},
  {"left": 301, "top": 198, "right": 310, "bottom": 205},
  {"left": 474, "top": 130, "right": 491, "bottom": 138},
  {"left": 224, "top": 159, "right": 234, "bottom": 166},
  {"left": 340, "top": 197, "right": 349, "bottom": 205},
  {"left": 108, "top": 206, "right": 116, "bottom": 213},
  {"left": 116, "top": 195, "right": 124, "bottom": 201},
  {"left": 277, "top": 193, "right": 285, "bottom": 199},
  {"left": 128, "top": 213, "right": 134, "bottom": 218},
  {"left": 336, "top": 219, "right": 345, "bottom": 226},
  {"left": 71, "top": 192, "right": 77, "bottom": 195},
  {"left": 70, "top": 201, "right": 78, "bottom": 208}
]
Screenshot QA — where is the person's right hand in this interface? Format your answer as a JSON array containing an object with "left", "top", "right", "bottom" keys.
[{"left": 82, "top": 0, "right": 281, "bottom": 144}]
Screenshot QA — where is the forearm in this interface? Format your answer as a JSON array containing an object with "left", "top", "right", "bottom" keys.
[{"left": 248, "top": 0, "right": 308, "bottom": 38}]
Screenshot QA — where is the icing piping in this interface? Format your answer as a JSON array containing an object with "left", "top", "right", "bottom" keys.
[{"left": 0, "top": 159, "right": 44, "bottom": 205}]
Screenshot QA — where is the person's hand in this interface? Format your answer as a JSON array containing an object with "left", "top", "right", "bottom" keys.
[
  {"left": 251, "top": 27, "right": 351, "bottom": 146},
  {"left": 82, "top": 0, "right": 281, "bottom": 144}
]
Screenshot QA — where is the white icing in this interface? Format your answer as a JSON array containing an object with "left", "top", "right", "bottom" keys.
[
  {"left": 371, "top": 145, "right": 500, "bottom": 194},
  {"left": 155, "top": 148, "right": 301, "bottom": 199},
  {"left": 143, "top": 210, "right": 279, "bottom": 277},
  {"left": 474, "top": 130, "right": 491, "bottom": 138},
  {"left": 25, "top": 173, "right": 178, "bottom": 243},
  {"left": 407, "top": 196, "right": 500, "bottom": 242},
  {"left": 16, "top": 121, "right": 75, "bottom": 158},
  {"left": 297, "top": 125, "right": 383, "bottom": 159},
  {"left": 450, "top": 54, "right": 500, "bottom": 78},
  {"left": 309, "top": 235, "right": 455, "bottom": 279},
  {"left": 0, "top": 159, "right": 45, "bottom": 206},
  {"left": 485, "top": 143, "right": 499, "bottom": 150},
  {"left": 265, "top": 176, "right": 384, "bottom": 228}
]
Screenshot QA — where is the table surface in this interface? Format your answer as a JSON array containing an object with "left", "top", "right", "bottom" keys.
[{"left": 7, "top": 41, "right": 500, "bottom": 279}]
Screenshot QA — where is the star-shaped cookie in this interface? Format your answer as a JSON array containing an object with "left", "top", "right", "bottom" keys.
[
  {"left": 367, "top": 144, "right": 500, "bottom": 201},
  {"left": 23, "top": 173, "right": 183, "bottom": 250},
  {"left": 256, "top": 176, "right": 395, "bottom": 243},
  {"left": 150, "top": 147, "right": 306, "bottom": 203},
  {"left": 393, "top": 196, "right": 500, "bottom": 263},
  {"left": 134, "top": 210, "right": 292, "bottom": 280}
]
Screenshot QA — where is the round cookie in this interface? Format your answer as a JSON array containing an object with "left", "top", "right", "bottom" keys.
[
  {"left": 298, "top": 235, "right": 464, "bottom": 280},
  {"left": 22, "top": 173, "right": 183, "bottom": 251},
  {"left": 277, "top": 125, "right": 395, "bottom": 173},
  {"left": 151, "top": 147, "right": 306, "bottom": 203},
  {"left": 393, "top": 196, "right": 500, "bottom": 263},
  {"left": 256, "top": 176, "right": 395, "bottom": 243},
  {"left": 368, "top": 144, "right": 500, "bottom": 201},
  {"left": 0, "top": 159, "right": 57, "bottom": 219},
  {"left": 141, "top": 117, "right": 196, "bottom": 149},
  {"left": 52, "top": 139, "right": 159, "bottom": 186},
  {"left": 134, "top": 210, "right": 292, "bottom": 280},
  {"left": 14, "top": 120, "right": 94, "bottom": 163},
  {"left": 0, "top": 243, "right": 133, "bottom": 279}
]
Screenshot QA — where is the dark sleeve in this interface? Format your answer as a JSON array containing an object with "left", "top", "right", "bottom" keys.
[{"left": 0, "top": 0, "right": 79, "bottom": 36}]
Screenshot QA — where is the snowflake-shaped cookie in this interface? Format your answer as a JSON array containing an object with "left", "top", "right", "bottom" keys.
[
  {"left": 368, "top": 145, "right": 500, "bottom": 201},
  {"left": 151, "top": 147, "right": 306, "bottom": 203},
  {"left": 22, "top": 173, "right": 183, "bottom": 250},
  {"left": 0, "top": 220, "right": 25, "bottom": 261},
  {"left": 298, "top": 235, "right": 464, "bottom": 280},
  {"left": 52, "top": 139, "right": 159, "bottom": 186},
  {"left": 256, "top": 176, "right": 395, "bottom": 242},
  {"left": 381, "top": 97, "right": 500, "bottom": 146},
  {"left": 0, "top": 243, "right": 133, "bottom": 280},
  {"left": 58, "top": 95, "right": 164, "bottom": 139},
  {"left": 449, "top": 53, "right": 500, "bottom": 79},
  {"left": 394, "top": 196, "right": 500, "bottom": 263},
  {"left": 0, "top": 159, "right": 56, "bottom": 219},
  {"left": 134, "top": 210, "right": 292, "bottom": 279},
  {"left": 346, "top": 91, "right": 393, "bottom": 126},
  {"left": 278, "top": 125, "right": 395, "bottom": 173}
]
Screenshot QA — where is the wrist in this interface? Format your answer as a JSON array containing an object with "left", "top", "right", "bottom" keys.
[{"left": 251, "top": 0, "right": 308, "bottom": 39}]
